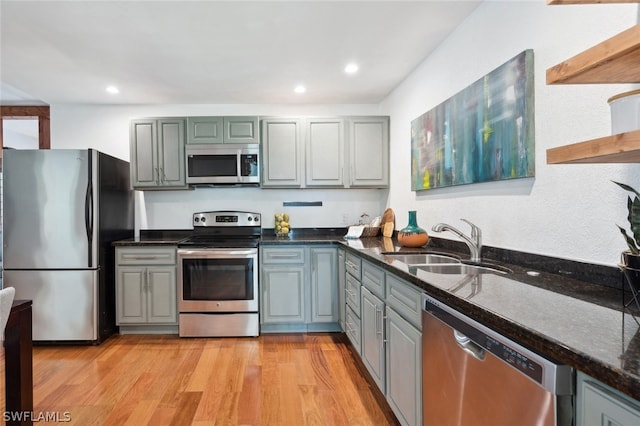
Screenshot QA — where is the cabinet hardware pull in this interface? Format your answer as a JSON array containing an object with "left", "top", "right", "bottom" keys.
[{"left": 270, "top": 253, "right": 300, "bottom": 258}]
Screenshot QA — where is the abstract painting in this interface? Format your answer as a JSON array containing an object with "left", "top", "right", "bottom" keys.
[{"left": 411, "top": 49, "right": 535, "bottom": 191}]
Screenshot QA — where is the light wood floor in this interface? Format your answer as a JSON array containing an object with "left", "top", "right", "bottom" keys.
[{"left": 1, "top": 333, "right": 399, "bottom": 425}]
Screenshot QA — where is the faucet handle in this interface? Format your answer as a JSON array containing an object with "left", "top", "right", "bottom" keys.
[{"left": 460, "top": 219, "right": 481, "bottom": 242}]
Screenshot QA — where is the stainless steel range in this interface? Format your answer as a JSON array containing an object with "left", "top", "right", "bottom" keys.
[{"left": 177, "top": 211, "right": 261, "bottom": 337}]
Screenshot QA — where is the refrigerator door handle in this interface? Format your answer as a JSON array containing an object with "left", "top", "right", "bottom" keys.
[{"left": 85, "top": 172, "right": 94, "bottom": 267}]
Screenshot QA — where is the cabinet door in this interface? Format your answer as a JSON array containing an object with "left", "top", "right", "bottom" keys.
[
  {"left": 146, "top": 266, "right": 178, "bottom": 324},
  {"left": 224, "top": 116, "right": 259, "bottom": 144},
  {"left": 187, "top": 116, "right": 223, "bottom": 144},
  {"left": 577, "top": 372, "right": 640, "bottom": 426},
  {"left": 361, "top": 287, "right": 386, "bottom": 392},
  {"left": 130, "top": 119, "right": 159, "bottom": 188},
  {"left": 261, "top": 265, "right": 306, "bottom": 323},
  {"left": 305, "top": 118, "right": 344, "bottom": 187},
  {"left": 310, "top": 247, "right": 338, "bottom": 323},
  {"left": 116, "top": 266, "right": 146, "bottom": 324},
  {"left": 386, "top": 307, "right": 422, "bottom": 426},
  {"left": 261, "top": 118, "right": 303, "bottom": 187},
  {"left": 348, "top": 117, "right": 389, "bottom": 187},
  {"left": 338, "top": 249, "right": 346, "bottom": 330},
  {"left": 157, "top": 118, "right": 187, "bottom": 188}
]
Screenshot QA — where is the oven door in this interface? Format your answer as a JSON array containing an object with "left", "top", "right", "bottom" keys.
[{"left": 177, "top": 248, "right": 258, "bottom": 313}]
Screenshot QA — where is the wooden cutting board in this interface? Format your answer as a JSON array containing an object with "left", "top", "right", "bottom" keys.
[{"left": 381, "top": 208, "right": 395, "bottom": 237}]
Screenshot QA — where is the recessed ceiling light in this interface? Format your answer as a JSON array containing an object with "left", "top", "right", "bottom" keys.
[
  {"left": 344, "top": 63, "right": 359, "bottom": 74},
  {"left": 105, "top": 85, "right": 119, "bottom": 94},
  {"left": 294, "top": 85, "right": 306, "bottom": 94}
]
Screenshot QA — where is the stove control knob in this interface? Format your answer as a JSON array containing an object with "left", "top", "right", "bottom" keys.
[
  {"left": 248, "top": 216, "right": 253, "bottom": 221},
  {"left": 194, "top": 217, "right": 200, "bottom": 222},
  {"left": 201, "top": 217, "right": 206, "bottom": 223},
  {"left": 254, "top": 216, "right": 260, "bottom": 222}
]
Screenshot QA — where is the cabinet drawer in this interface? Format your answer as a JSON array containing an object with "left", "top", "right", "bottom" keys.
[
  {"left": 362, "top": 261, "right": 385, "bottom": 299},
  {"left": 261, "top": 247, "right": 306, "bottom": 264},
  {"left": 345, "top": 274, "right": 361, "bottom": 316},
  {"left": 345, "top": 305, "right": 361, "bottom": 354},
  {"left": 345, "top": 252, "right": 362, "bottom": 279},
  {"left": 116, "top": 247, "right": 176, "bottom": 265},
  {"left": 386, "top": 274, "right": 422, "bottom": 330}
]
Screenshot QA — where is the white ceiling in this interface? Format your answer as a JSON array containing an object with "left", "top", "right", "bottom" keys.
[{"left": 0, "top": 0, "right": 481, "bottom": 105}]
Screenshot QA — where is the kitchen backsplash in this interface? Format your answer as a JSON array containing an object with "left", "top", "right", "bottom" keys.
[{"left": 136, "top": 186, "right": 388, "bottom": 233}]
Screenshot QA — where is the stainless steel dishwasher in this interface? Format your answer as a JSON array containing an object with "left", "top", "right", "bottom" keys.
[{"left": 422, "top": 294, "right": 574, "bottom": 426}]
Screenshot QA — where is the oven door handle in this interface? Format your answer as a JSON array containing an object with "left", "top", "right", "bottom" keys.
[{"left": 178, "top": 248, "right": 258, "bottom": 258}]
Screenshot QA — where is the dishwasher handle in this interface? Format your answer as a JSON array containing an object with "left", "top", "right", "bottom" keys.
[{"left": 454, "top": 330, "right": 485, "bottom": 361}]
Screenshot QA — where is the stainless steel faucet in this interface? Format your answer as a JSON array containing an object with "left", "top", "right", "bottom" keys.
[{"left": 431, "top": 219, "right": 482, "bottom": 262}]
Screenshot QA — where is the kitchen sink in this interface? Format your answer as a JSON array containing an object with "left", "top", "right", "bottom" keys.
[
  {"left": 383, "top": 253, "right": 460, "bottom": 264},
  {"left": 414, "top": 262, "right": 512, "bottom": 275}
]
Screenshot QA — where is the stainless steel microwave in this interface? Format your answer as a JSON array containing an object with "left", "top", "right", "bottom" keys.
[{"left": 186, "top": 144, "right": 260, "bottom": 186}]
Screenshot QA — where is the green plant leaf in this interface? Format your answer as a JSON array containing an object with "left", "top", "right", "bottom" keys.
[
  {"left": 618, "top": 225, "right": 640, "bottom": 254},
  {"left": 613, "top": 181, "right": 640, "bottom": 198},
  {"left": 631, "top": 196, "right": 640, "bottom": 248}
]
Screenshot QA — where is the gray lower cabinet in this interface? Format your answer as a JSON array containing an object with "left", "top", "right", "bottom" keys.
[
  {"left": 338, "top": 248, "right": 346, "bottom": 330},
  {"left": 345, "top": 251, "right": 422, "bottom": 426},
  {"left": 361, "top": 286, "right": 386, "bottom": 392},
  {"left": 261, "top": 263, "right": 306, "bottom": 323},
  {"left": 344, "top": 252, "right": 363, "bottom": 353},
  {"left": 260, "top": 246, "right": 306, "bottom": 325},
  {"left": 310, "top": 246, "right": 338, "bottom": 323},
  {"left": 260, "top": 245, "right": 339, "bottom": 332},
  {"left": 115, "top": 247, "right": 178, "bottom": 327},
  {"left": 577, "top": 372, "right": 640, "bottom": 426},
  {"left": 386, "top": 307, "right": 422, "bottom": 426},
  {"left": 130, "top": 118, "right": 187, "bottom": 189}
]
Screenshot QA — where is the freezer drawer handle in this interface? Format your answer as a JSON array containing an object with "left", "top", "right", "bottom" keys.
[{"left": 454, "top": 330, "right": 485, "bottom": 361}]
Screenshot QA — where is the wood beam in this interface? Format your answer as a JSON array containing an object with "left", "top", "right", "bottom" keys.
[{"left": 0, "top": 105, "right": 51, "bottom": 154}]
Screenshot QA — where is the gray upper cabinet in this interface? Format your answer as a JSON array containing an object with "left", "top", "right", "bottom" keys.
[
  {"left": 130, "top": 118, "right": 187, "bottom": 190},
  {"left": 187, "top": 116, "right": 259, "bottom": 144},
  {"left": 305, "top": 118, "right": 345, "bottom": 187},
  {"left": 261, "top": 116, "right": 388, "bottom": 188},
  {"left": 187, "top": 116, "right": 223, "bottom": 144},
  {"left": 348, "top": 117, "right": 389, "bottom": 188},
  {"left": 261, "top": 118, "right": 303, "bottom": 187}
]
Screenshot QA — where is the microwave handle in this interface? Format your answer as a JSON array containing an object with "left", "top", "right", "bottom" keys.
[{"left": 237, "top": 150, "right": 242, "bottom": 181}]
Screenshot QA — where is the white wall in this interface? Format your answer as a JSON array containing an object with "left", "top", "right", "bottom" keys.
[
  {"left": 49, "top": 103, "right": 387, "bottom": 231},
  {"left": 380, "top": 1, "right": 639, "bottom": 266},
  {"left": 46, "top": 2, "right": 640, "bottom": 266}
]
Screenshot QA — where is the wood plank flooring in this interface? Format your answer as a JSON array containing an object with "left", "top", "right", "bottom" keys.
[{"left": 1, "top": 333, "right": 399, "bottom": 425}]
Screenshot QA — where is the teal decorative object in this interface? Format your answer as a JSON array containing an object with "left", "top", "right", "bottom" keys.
[{"left": 398, "top": 211, "right": 429, "bottom": 248}]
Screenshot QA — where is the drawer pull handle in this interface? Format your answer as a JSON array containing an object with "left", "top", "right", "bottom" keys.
[
  {"left": 125, "top": 256, "right": 163, "bottom": 260},
  {"left": 270, "top": 253, "right": 300, "bottom": 258}
]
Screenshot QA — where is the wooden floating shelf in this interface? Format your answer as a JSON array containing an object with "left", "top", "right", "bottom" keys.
[
  {"left": 546, "top": 24, "right": 640, "bottom": 84},
  {"left": 547, "top": 129, "right": 640, "bottom": 163}
]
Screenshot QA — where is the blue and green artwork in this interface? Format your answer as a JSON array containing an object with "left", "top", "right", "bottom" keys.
[{"left": 411, "top": 49, "right": 535, "bottom": 191}]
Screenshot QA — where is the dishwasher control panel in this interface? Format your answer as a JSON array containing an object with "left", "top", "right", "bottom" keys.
[{"left": 485, "top": 336, "right": 543, "bottom": 384}]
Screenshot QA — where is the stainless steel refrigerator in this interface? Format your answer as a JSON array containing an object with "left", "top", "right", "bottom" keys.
[{"left": 2, "top": 149, "right": 134, "bottom": 343}]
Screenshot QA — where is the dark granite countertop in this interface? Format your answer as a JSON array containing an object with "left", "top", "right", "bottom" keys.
[
  {"left": 115, "top": 229, "right": 640, "bottom": 401},
  {"left": 112, "top": 230, "right": 192, "bottom": 246}
]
